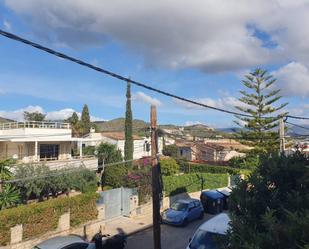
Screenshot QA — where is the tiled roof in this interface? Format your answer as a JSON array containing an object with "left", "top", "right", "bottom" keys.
[{"left": 100, "top": 132, "right": 142, "bottom": 141}]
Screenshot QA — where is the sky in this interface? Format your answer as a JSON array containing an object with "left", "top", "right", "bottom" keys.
[{"left": 0, "top": 0, "right": 309, "bottom": 128}]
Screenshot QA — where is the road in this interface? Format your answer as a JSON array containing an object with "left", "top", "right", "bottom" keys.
[{"left": 126, "top": 214, "right": 214, "bottom": 249}]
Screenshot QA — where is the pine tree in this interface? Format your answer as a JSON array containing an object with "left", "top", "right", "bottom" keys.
[
  {"left": 124, "top": 81, "right": 133, "bottom": 166},
  {"left": 81, "top": 104, "right": 91, "bottom": 135},
  {"left": 234, "top": 68, "right": 288, "bottom": 154},
  {"left": 68, "top": 112, "right": 81, "bottom": 137}
]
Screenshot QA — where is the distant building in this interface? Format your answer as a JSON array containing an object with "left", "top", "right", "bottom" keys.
[
  {"left": 83, "top": 129, "right": 163, "bottom": 159},
  {"left": 0, "top": 121, "right": 97, "bottom": 169},
  {"left": 176, "top": 140, "right": 249, "bottom": 162}
]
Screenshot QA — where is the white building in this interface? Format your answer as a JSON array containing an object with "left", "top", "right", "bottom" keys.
[
  {"left": 0, "top": 121, "right": 97, "bottom": 169},
  {"left": 83, "top": 130, "right": 163, "bottom": 159}
]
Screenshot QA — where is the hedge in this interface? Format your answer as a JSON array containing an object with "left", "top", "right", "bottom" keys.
[
  {"left": 163, "top": 173, "right": 228, "bottom": 196},
  {"left": 183, "top": 162, "right": 243, "bottom": 175},
  {"left": 0, "top": 192, "right": 98, "bottom": 246}
]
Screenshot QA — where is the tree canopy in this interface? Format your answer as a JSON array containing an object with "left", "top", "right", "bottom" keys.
[
  {"left": 23, "top": 111, "right": 46, "bottom": 121},
  {"left": 81, "top": 104, "right": 91, "bottom": 135},
  {"left": 234, "top": 68, "right": 288, "bottom": 154},
  {"left": 228, "top": 153, "right": 309, "bottom": 249}
]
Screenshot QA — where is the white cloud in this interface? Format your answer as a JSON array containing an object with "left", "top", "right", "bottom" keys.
[
  {"left": 134, "top": 91, "right": 162, "bottom": 106},
  {"left": 3, "top": 20, "right": 11, "bottom": 31},
  {"left": 0, "top": 106, "right": 105, "bottom": 121},
  {"left": 173, "top": 96, "right": 244, "bottom": 111},
  {"left": 273, "top": 62, "right": 309, "bottom": 97},
  {"left": 6, "top": 0, "right": 309, "bottom": 72},
  {"left": 0, "top": 105, "right": 44, "bottom": 121}
]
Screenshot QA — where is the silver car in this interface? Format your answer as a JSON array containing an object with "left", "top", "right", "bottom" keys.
[{"left": 33, "top": 235, "right": 95, "bottom": 249}]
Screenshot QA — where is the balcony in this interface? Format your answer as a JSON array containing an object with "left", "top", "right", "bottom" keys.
[{"left": 0, "top": 121, "right": 71, "bottom": 130}]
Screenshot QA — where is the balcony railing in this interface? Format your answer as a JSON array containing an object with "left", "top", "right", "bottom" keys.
[{"left": 0, "top": 121, "right": 71, "bottom": 130}]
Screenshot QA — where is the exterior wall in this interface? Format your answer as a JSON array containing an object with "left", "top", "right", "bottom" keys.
[
  {"left": 83, "top": 133, "right": 163, "bottom": 159},
  {"left": 0, "top": 128, "right": 71, "bottom": 140},
  {"left": 0, "top": 141, "right": 72, "bottom": 162}
]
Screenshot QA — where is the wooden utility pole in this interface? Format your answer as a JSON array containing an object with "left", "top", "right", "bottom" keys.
[
  {"left": 151, "top": 105, "right": 161, "bottom": 249},
  {"left": 279, "top": 117, "right": 285, "bottom": 155}
]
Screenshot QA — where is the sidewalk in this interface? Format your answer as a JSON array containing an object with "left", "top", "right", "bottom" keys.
[{"left": 104, "top": 213, "right": 153, "bottom": 236}]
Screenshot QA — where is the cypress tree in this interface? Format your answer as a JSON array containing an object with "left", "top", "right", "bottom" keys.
[
  {"left": 81, "top": 104, "right": 91, "bottom": 135},
  {"left": 234, "top": 68, "right": 288, "bottom": 154},
  {"left": 124, "top": 81, "right": 133, "bottom": 166}
]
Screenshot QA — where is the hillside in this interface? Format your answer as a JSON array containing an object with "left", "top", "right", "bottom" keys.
[
  {"left": 0, "top": 116, "right": 14, "bottom": 123},
  {"left": 94, "top": 118, "right": 149, "bottom": 133}
]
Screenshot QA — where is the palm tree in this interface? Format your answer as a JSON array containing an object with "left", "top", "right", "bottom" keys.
[{"left": 0, "top": 184, "right": 20, "bottom": 210}]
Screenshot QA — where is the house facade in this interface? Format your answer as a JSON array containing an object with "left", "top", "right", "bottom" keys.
[
  {"left": 0, "top": 121, "right": 97, "bottom": 169},
  {"left": 83, "top": 130, "right": 163, "bottom": 159}
]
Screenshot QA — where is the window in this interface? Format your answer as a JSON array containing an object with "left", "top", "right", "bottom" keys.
[{"left": 40, "top": 144, "right": 59, "bottom": 161}]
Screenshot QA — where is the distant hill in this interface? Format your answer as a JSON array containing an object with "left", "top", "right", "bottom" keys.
[
  {"left": 0, "top": 116, "right": 14, "bottom": 123},
  {"left": 94, "top": 118, "right": 149, "bottom": 133}
]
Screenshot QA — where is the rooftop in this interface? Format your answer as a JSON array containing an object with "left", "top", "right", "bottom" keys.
[
  {"left": 0, "top": 121, "right": 71, "bottom": 130},
  {"left": 101, "top": 131, "right": 142, "bottom": 141}
]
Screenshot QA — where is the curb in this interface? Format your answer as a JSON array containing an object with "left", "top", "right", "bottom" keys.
[{"left": 126, "top": 224, "right": 153, "bottom": 237}]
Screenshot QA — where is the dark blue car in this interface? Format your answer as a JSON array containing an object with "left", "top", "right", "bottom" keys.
[{"left": 161, "top": 199, "right": 204, "bottom": 226}]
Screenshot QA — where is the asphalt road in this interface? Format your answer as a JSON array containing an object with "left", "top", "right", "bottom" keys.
[{"left": 126, "top": 214, "right": 214, "bottom": 249}]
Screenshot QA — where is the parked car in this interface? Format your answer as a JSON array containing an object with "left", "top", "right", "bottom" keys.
[
  {"left": 33, "top": 233, "right": 126, "bottom": 249},
  {"left": 186, "top": 213, "right": 230, "bottom": 249},
  {"left": 161, "top": 198, "right": 204, "bottom": 226},
  {"left": 33, "top": 235, "right": 95, "bottom": 249}
]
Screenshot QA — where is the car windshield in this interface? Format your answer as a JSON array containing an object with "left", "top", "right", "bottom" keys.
[
  {"left": 189, "top": 230, "right": 227, "bottom": 249},
  {"left": 171, "top": 202, "right": 188, "bottom": 211}
]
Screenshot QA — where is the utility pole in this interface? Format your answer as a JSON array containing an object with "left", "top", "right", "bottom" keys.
[
  {"left": 151, "top": 105, "right": 161, "bottom": 249},
  {"left": 279, "top": 117, "right": 285, "bottom": 155}
]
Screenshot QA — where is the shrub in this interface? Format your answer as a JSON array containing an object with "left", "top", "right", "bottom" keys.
[
  {"left": 0, "top": 192, "right": 98, "bottom": 246},
  {"left": 229, "top": 152, "right": 261, "bottom": 169},
  {"left": 163, "top": 173, "right": 228, "bottom": 196},
  {"left": 83, "top": 146, "right": 96, "bottom": 155},
  {"left": 0, "top": 185, "right": 20, "bottom": 210},
  {"left": 102, "top": 164, "right": 128, "bottom": 188},
  {"left": 97, "top": 143, "right": 123, "bottom": 166},
  {"left": 183, "top": 162, "right": 242, "bottom": 175},
  {"left": 228, "top": 153, "right": 309, "bottom": 249},
  {"left": 13, "top": 164, "right": 97, "bottom": 202},
  {"left": 162, "top": 144, "right": 178, "bottom": 158},
  {"left": 160, "top": 157, "right": 180, "bottom": 176}
]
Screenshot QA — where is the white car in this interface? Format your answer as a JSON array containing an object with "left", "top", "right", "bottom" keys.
[{"left": 186, "top": 213, "right": 230, "bottom": 249}]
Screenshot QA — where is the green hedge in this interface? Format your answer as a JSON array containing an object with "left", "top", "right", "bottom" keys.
[
  {"left": 0, "top": 192, "right": 98, "bottom": 246},
  {"left": 183, "top": 162, "right": 242, "bottom": 175},
  {"left": 163, "top": 173, "right": 228, "bottom": 196}
]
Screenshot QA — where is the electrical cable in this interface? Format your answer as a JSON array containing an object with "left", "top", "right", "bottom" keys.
[
  {"left": 285, "top": 121, "right": 309, "bottom": 131},
  {"left": 0, "top": 29, "right": 294, "bottom": 119}
]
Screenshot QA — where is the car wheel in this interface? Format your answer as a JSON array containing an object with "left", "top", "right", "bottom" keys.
[
  {"left": 182, "top": 218, "right": 188, "bottom": 227},
  {"left": 198, "top": 211, "right": 204, "bottom": 220}
]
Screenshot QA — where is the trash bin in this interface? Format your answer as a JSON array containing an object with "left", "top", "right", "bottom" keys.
[
  {"left": 200, "top": 190, "right": 224, "bottom": 214},
  {"left": 216, "top": 187, "right": 232, "bottom": 210}
]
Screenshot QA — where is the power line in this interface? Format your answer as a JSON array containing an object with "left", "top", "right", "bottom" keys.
[
  {"left": 0, "top": 29, "right": 277, "bottom": 119},
  {"left": 286, "top": 121, "right": 309, "bottom": 131},
  {"left": 287, "top": 115, "right": 309, "bottom": 120}
]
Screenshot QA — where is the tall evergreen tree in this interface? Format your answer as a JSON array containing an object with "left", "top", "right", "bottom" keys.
[
  {"left": 81, "top": 104, "right": 91, "bottom": 135},
  {"left": 234, "top": 68, "right": 288, "bottom": 154},
  {"left": 124, "top": 81, "right": 133, "bottom": 166},
  {"left": 68, "top": 112, "right": 81, "bottom": 137}
]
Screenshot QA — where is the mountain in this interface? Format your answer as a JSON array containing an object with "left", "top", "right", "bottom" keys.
[
  {"left": 94, "top": 118, "right": 149, "bottom": 133},
  {"left": 0, "top": 116, "right": 14, "bottom": 123}
]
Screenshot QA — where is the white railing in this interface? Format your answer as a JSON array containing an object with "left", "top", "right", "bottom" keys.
[{"left": 0, "top": 121, "right": 71, "bottom": 130}]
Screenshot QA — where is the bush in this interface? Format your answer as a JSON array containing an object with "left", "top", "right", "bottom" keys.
[
  {"left": 0, "top": 192, "right": 98, "bottom": 246},
  {"left": 162, "top": 144, "right": 178, "bottom": 158},
  {"left": 160, "top": 157, "right": 180, "bottom": 176},
  {"left": 229, "top": 152, "right": 261, "bottom": 169},
  {"left": 102, "top": 164, "right": 128, "bottom": 188},
  {"left": 163, "top": 173, "right": 228, "bottom": 196},
  {"left": 183, "top": 162, "right": 242, "bottom": 175},
  {"left": 97, "top": 143, "right": 123, "bottom": 166},
  {"left": 228, "top": 153, "right": 309, "bottom": 249},
  {"left": 83, "top": 146, "right": 96, "bottom": 155},
  {"left": 13, "top": 164, "right": 97, "bottom": 202}
]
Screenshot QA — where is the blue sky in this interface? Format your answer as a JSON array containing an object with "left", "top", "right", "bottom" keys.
[{"left": 0, "top": 1, "right": 308, "bottom": 127}]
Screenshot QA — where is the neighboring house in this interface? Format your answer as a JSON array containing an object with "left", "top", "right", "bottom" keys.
[
  {"left": 176, "top": 140, "right": 248, "bottom": 162},
  {"left": 83, "top": 129, "right": 163, "bottom": 159},
  {"left": 0, "top": 121, "right": 97, "bottom": 169}
]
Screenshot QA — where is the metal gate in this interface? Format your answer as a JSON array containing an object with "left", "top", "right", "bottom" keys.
[{"left": 99, "top": 187, "right": 136, "bottom": 220}]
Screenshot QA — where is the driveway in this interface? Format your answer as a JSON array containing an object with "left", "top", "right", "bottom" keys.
[{"left": 126, "top": 214, "right": 214, "bottom": 249}]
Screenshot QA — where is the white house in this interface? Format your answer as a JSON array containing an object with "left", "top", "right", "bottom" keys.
[
  {"left": 0, "top": 121, "right": 97, "bottom": 169},
  {"left": 83, "top": 129, "right": 163, "bottom": 159}
]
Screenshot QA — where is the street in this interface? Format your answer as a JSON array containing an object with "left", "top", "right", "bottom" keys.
[{"left": 126, "top": 214, "right": 214, "bottom": 249}]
